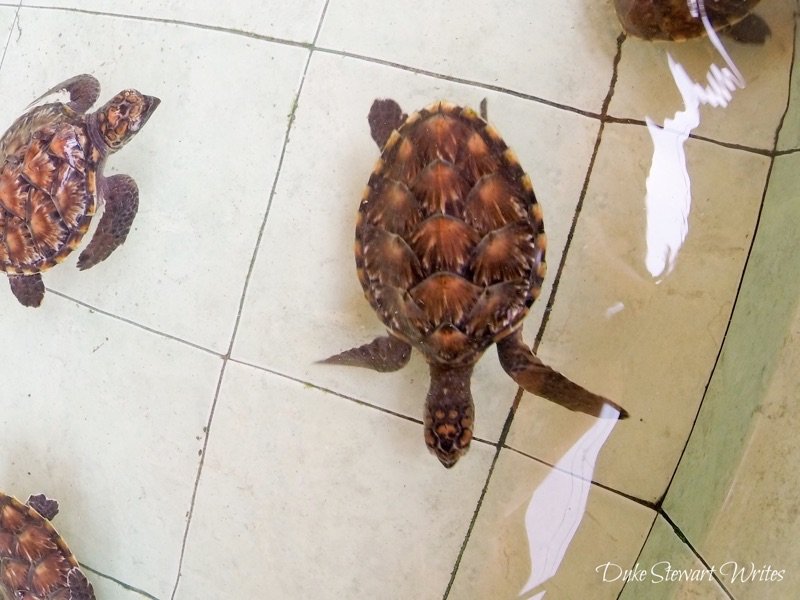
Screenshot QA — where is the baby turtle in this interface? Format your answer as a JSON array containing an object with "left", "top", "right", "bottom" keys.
[
  {"left": 0, "top": 74, "right": 160, "bottom": 307},
  {"left": 0, "top": 491, "right": 95, "bottom": 600},
  {"left": 325, "top": 99, "right": 627, "bottom": 468},
  {"left": 615, "top": 0, "right": 770, "bottom": 44}
]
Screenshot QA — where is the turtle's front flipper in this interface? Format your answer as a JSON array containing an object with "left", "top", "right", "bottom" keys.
[
  {"left": 78, "top": 174, "right": 139, "bottom": 270},
  {"left": 321, "top": 335, "right": 412, "bottom": 372},
  {"left": 723, "top": 13, "right": 771, "bottom": 44},
  {"left": 368, "top": 99, "right": 407, "bottom": 149},
  {"left": 68, "top": 568, "right": 96, "bottom": 600},
  {"left": 30, "top": 74, "right": 101, "bottom": 113},
  {"left": 497, "top": 330, "right": 628, "bottom": 419},
  {"left": 8, "top": 273, "right": 45, "bottom": 307},
  {"left": 27, "top": 494, "right": 60, "bottom": 520}
]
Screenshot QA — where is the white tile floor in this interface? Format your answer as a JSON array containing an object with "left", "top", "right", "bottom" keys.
[{"left": 0, "top": 1, "right": 797, "bottom": 599}]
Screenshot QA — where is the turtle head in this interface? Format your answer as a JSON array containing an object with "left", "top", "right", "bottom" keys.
[
  {"left": 95, "top": 89, "right": 160, "bottom": 152},
  {"left": 424, "top": 363, "right": 475, "bottom": 468}
]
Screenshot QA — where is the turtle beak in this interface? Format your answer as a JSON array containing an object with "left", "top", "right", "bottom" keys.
[
  {"left": 128, "top": 95, "right": 160, "bottom": 134},
  {"left": 433, "top": 443, "right": 463, "bottom": 469},
  {"left": 143, "top": 95, "right": 161, "bottom": 119},
  {"left": 437, "top": 453, "right": 459, "bottom": 469}
]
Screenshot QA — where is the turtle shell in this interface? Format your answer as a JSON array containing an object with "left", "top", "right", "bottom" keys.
[
  {"left": 0, "top": 103, "right": 98, "bottom": 276},
  {"left": 0, "top": 492, "right": 80, "bottom": 599},
  {"left": 355, "top": 101, "right": 546, "bottom": 366},
  {"left": 615, "top": 0, "right": 762, "bottom": 41}
]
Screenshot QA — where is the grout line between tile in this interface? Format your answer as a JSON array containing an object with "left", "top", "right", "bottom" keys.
[
  {"left": 615, "top": 509, "right": 737, "bottom": 599},
  {"left": 503, "top": 445, "right": 658, "bottom": 511},
  {"left": 167, "top": 3, "right": 332, "bottom": 598},
  {"left": 614, "top": 514, "right": 659, "bottom": 600},
  {"left": 3, "top": 4, "right": 790, "bottom": 596},
  {"left": 656, "top": 4, "right": 798, "bottom": 511},
  {"left": 227, "top": 358, "right": 501, "bottom": 452},
  {"left": 0, "top": 0, "right": 21, "bottom": 74},
  {"left": 228, "top": 357, "right": 424, "bottom": 426},
  {"left": 685, "top": 131, "right": 773, "bottom": 156},
  {"left": 603, "top": 116, "right": 775, "bottom": 157},
  {"left": 630, "top": 11, "right": 798, "bottom": 600},
  {"left": 46, "top": 289, "right": 224, "bottom": 358},
  {"left": 15, "top": 3, "right": 312, "bottom": 49},
  {"left": 313, "top": 47, "right": 605, "bottom": 119},
  {"left": 658, "top": 511, "right": 736, "bottom": 599},
  {"left": 315, "top": 53, "right": 773, "bottom": 157},
  {"left": 80, "top": 562, "right": 161, "bottom": 600},
  {"left": 440, "top": 397, "right": 519, "bottom": 600},
  {"left": 220, "top": 9, "right": 331, "bottom": 363},
  {"left": 168, "top": 360, "right": 228, "bottom": 600},
  {"left": 532, "top": 31, "right": 626, "bottom": 351},
  {"left": 441, "top": 32, "right": 627, "bottom": 600},
  {"left": 604, "top": 115, "right": 774, "bottom": 156},
  {"left": 773, "top": 146, "right": 800, "bottom": 155},
  {"left": 11, "top": 3, "right": 778, "bottom": 160}
]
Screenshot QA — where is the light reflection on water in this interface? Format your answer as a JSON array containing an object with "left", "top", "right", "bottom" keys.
[
  {"left": 644, "top": 1, "right": 745, "bottom": 279},
  {"left": 518, "top": 404, "right": 620, "bottom": 599},
  {"left": 519, "top": 6, "right": 752, "bottom": 594}
]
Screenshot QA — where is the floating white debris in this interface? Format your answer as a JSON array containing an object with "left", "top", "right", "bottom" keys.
[{"left": 605, "top": 301, "right": 625, "bottom": 317}]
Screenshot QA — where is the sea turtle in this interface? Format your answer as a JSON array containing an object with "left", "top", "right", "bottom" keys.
[
  {"left": 324, "top": 99, "right": 628, "bottom": 468},
  {"left": 0, "top": 491, "right": 95, "bottom": 600},
  {"left": 614, "top": 0, "right": 770, "bottom": 44},
  {"left": 0, "top": 74, "right": 160, "bottom": 307}
]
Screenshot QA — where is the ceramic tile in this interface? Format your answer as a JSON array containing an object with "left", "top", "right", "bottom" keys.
[
  {"left": 175, "top": 361, "right": 494, "bottom": 599},
  {"left": 231, "top": 51, "right": 600, "bottom": 447},
  {"left": 0, "top": 2, "right": 794, "bottom": 599},
  {"left": 0, "top": 6, "right": 15, "bottom": 35},
  {"left": 22, "top": 0, "right": 327, "bottom": 42},
  {"left": 619, "top": 516, "right": 729, "bottom": 600},
  {"left": 0, "top": 8, "right": 307, "bottom": 352},
  {"left": 449, "top": 449, "right": 654, "bottom": 599},
  {"left": 506, "top": 123, "right": 769, "bottom": 502},
  {"left": 318, "top": 0, "right": 622, "bottom": 114},
  {"left": 0, "top": 293, "right": 221, "bottom": 598},
  {"left": 664, "top": 153, "right": 800, "bottom": 599},
  {"left": 688, "top": 336, "right": 800, "bottom": 600},
  {"left": 610, "top": 0, "right": 795, "bottom": 150}
]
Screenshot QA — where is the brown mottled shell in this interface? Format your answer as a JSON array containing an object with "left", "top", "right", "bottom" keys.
[
  {"left": 0, "top": 103, "right": 98, "bottom": 275},
  {"left": 0, "top": 493, "right": 79, "bottom": 599},
  {"left": 615, "top": 0, "right": 762, "bottom": 41},
  {"left": 356, "top": 101, "right": 546, "bottom": 366}
]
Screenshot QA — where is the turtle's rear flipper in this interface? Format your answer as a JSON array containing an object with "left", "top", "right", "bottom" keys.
[
  {"left": 68, "top": 568, "right": 96, "bottom": 600},
  {"left": 723, "top": 13, "right": 770, "bottom": 44},
  {"left": 368, "top": 99, "right": 407, "bottom": 149},
  {"left": 497, "top": 330, "right": 628, "bottom": 419},
  {"left": 27, "top": 494, "right": 59, "bottom": 520},
  {"left": 9, "top": 273, "right": 45, "bottom": 307},
  {"left": 321, "top": 335, "right": 412, "bottom": 372}
]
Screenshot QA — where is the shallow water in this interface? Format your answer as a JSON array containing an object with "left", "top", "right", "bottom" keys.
[{"left": 0, "top": 1, "right": 798, "bottom": 599}]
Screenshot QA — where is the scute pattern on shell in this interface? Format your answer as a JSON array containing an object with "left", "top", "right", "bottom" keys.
[
  {"left": 0, "top": 493, "right": 79, "bottom": 600},
  {"left": 614, "top": 0, "right": 762, "bottom": 41},
  {"left": 356, "top": 102, "right": 546, "bottom": 365},
  {"left": 0, "top": 104, "right": 96, "bottom": 275}
]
